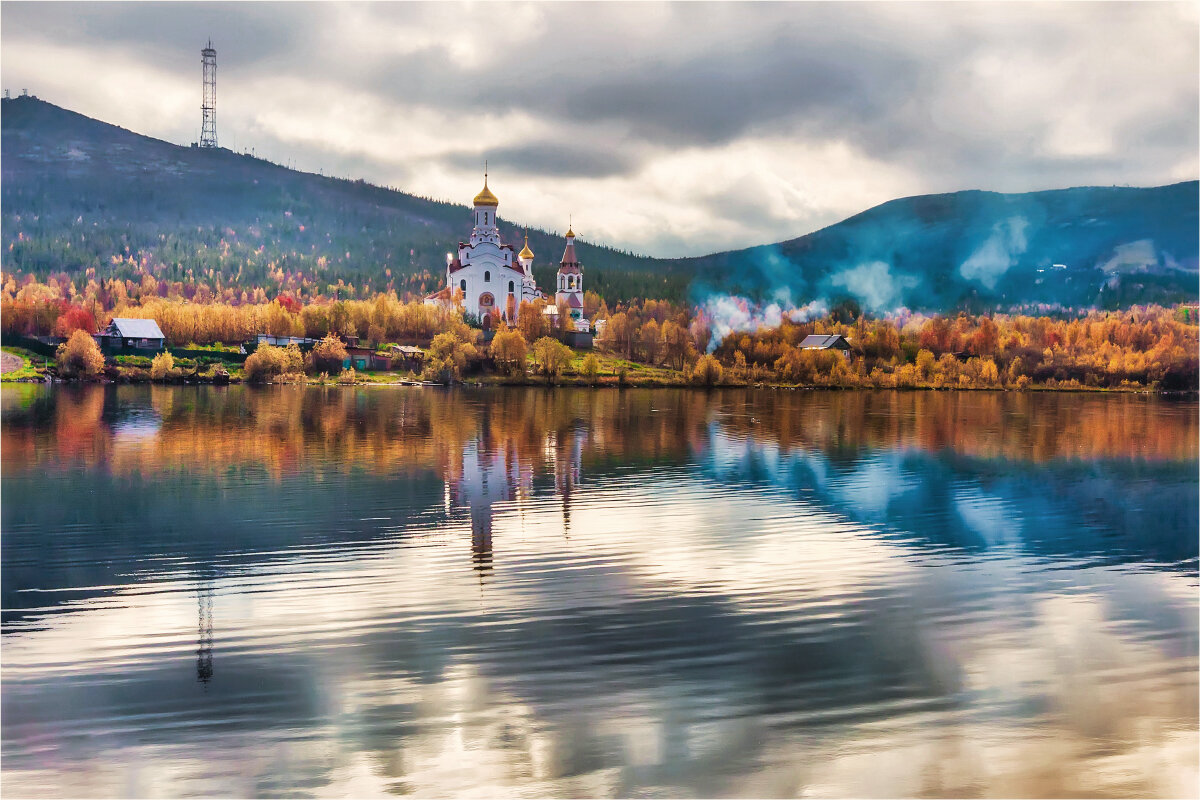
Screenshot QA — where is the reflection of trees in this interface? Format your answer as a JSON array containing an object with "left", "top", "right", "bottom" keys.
[
  {"left": 3, "top": 387, "right": 1195, "bottom": 485},
  {"left": 714, "top": 390, "right": 1198, "bottom": 464}
]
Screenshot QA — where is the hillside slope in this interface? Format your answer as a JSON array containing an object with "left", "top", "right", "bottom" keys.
[
  {"left": 0, "top": 96, "right": 684, "bottom": 303},
  {"left": 3, "top": 96, "right": 1196, "bottom": 312},
  {"left": 680, "top": 182, "right": 1199, "bottom": 311}
]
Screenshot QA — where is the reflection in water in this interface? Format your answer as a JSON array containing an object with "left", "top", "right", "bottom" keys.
[
  {"left": 1, "top": 385, "right": 1197, "bottom": 798},
  {"left": 196, "top": 577, "right": 214, "bottom": 686}
]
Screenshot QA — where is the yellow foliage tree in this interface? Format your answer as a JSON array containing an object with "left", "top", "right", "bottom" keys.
[{"left": 55, "top": 330, "right": 105, "bottom": 378}]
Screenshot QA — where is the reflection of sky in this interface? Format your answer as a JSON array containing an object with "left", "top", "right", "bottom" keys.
[
  {"left": 109, "top": 410, "right": 162, "bottom": 442},
  {"left": 2, "top": 390, "right": 1198, "bottom": 797}
]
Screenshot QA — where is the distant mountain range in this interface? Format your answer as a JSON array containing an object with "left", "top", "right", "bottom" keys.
[
  {"left": 3, "top": 96, "right": 1196, "bottom": 312},
  {"left": 679, "top": 182, "right": 1199, "bottom": 311}
]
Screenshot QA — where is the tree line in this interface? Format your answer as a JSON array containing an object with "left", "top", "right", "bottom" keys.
[{"left": 3, "top": 273, "right": 1196, "bottom": 391}]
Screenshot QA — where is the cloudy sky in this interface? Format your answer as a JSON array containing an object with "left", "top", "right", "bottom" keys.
[{"left": 2, "top": 1, "right": 1197, "bottom": 257}]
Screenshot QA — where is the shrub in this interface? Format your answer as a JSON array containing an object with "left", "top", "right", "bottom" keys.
[
  {"left": 581, "top": 353, "right": 600, "bottom": 384},
  {"left": 243, "top": 343, "right": 289, "bottom": 383},
  {"left": 532, "top": 337, "right": 572, "bottom": 382},
  {"left": 692, "top": 354, "right": 723, "bottom": 386},
  {"left": 337, "top": 367, "right": 357, "bottom": 384},
  {"left": 311, "top": 334, "right": 348, "bottom": 374},
  {"left": 150, "top": 351, "right": 175, "bottom": 381},
  {"left": 55, "top": 330, "right": 105, "bottom": 378}
]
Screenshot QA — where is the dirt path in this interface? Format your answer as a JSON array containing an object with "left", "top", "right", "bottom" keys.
[{"left": 1, "top": 351, "right": 25, "bottom": 374}]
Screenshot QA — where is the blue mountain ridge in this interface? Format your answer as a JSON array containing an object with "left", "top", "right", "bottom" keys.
[{"left": 679, "top": 182, "right": 1199, "bottom": 311}]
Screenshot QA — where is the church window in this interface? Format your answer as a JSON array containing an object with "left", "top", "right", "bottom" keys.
[
  {"left": 460, "top": 279, "right": 467, "bottom": 293},
  {"left": 484, "top": 270, "right": 491, "bottom": 282},
  {"left": 508, "top": 281, "right": 515, "bottom": 294}
]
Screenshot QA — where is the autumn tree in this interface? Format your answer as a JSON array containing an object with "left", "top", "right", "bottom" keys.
[
  {"left": 491, "top": 328, "right": 528, "bottom": 376},
  {"left": 422, "top": 331, "right": 477, "bottom": 384},
  {"left": 637, "top": 319, "right": 661, "bottom": 364},
  {"left": 517, "top": 300, "right": 550, "bottom": 342},
  {"left": 532, "top": 336, "right": 572, "bottom": 383},
  {"left": 581, "top": 352, "right": 600, "bottom": 384},
  {"left": 55, "top": 329, "right": 105, "bottom": 378},
  {"left": 311, "top": 334, "right": 349, "bottom": 374},
  {"left": 600, "top": 312, "right": 632, "bottom": 358},
  {"left": 53, "top": 305, "right": 97, "bottom": 337},
  {"left": 660, "top": 320, "right": 693, "bottom": 370},
  {"left": 692, "top": 354, "right": 723, "bottom": 387}
]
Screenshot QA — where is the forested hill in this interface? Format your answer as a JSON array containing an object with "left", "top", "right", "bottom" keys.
[
  {"left": 0, "top": 96, "right": 685, "bottom": 303},
  {"left": 3, "top": 95, "right": 1197, "bottom": 313},
  {"left": 676, "top": 181, "right": 1199, "bottom": 311}
]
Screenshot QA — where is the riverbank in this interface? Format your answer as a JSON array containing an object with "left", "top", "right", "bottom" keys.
[
  {"left": 7, "top": 369, "right": 1179, "bottom": 394},
  {"left": 5, "top": 342, "right": 1189, "bottom": 394}
]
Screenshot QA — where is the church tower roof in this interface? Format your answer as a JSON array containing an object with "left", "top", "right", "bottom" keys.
[
  {"left": 518, "top": 230, "right": 534, "bottom": 260},
  {"left": 560, "top": 223, "right": 579, "bottom": 270},
  {"left": 473, "top": 170, "right": 499, "bottom": 207}
]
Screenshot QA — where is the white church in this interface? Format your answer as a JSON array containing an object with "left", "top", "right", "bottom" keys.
[{"left": 425, "top": 174, "right": 589, "bottom": 333}]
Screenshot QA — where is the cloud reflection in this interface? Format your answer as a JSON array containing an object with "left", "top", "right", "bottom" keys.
[{"left": 1, "top": 386, "right": 1196, "bottom": 797}]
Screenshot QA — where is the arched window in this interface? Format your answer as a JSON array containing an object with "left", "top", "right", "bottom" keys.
[
  {"left": 508, "top": 280, "right": 515, "bottom": 294},
  {"left": 460, "top": 279, "right": 467, "bottom": 293},
  {"left": 484, "top": 270, "right": 491, "bottom": 282}
]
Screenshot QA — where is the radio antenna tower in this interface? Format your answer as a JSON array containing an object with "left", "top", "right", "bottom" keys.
[{"left": 199, "top": 39, "right": 218, "bottom": 148}]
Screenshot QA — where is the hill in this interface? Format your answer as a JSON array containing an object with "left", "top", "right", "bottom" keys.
[
  {"left": 0, "top": 96, "right": 687, "bottom": 304},
  {"left": 678, "top": 182, "right": 1199, "bottom": 312},
  {"left": 2, "top": 96, "right": 1196, "bottom": 313}
]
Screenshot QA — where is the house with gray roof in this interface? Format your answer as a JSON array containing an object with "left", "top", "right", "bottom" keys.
[
  {"left": 799, "top": 334, "right": 852, "bottom": 355},
  {"left": 95, "top": 318, "right": 166, "bottom": 352}
]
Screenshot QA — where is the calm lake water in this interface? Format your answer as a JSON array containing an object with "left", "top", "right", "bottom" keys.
[{"left": 1, "top": 385, "right": 1197, "bottom": 798}]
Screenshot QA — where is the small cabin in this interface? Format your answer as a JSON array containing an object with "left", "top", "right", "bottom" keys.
[
  {"left": 387, "top": 344, "right": 425, "bottom": 371},
  {"left": 799, "top": 334, "right": 852, "bottom": 356},
  {"left": 95, "top": 318, "right": 166, "bottom": 353}
]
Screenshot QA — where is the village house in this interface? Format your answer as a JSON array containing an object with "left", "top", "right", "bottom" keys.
[
  {"left": 94, "top": 318, "right": 166, "bottom": 353},
  {"left": 800, "top": 334, "right": 852, "bottom": 356}
]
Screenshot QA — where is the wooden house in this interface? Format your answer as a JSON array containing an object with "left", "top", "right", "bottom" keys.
[
  {"left": 95, "top": 318, "right": 166, "bottom": 353},
  {"left": 799, "top": 334, "right": 852, "bottom": 356}
]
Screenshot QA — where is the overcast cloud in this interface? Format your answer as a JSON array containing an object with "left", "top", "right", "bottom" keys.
[{"left": 1, "top": 1, "right": 1196, "bottom": 257}]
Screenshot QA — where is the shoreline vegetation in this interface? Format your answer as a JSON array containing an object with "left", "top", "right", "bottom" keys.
[{"left": 2, "top": 276, "right": 1196, "bottom": 393}]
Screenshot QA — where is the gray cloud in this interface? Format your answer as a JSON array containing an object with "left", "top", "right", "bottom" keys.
[
  {"left": 440, "top": 140, "right": 643, "bottom": 179},
  {"left": 1, "top": 1, "right": 1196, "bottom": 257}
]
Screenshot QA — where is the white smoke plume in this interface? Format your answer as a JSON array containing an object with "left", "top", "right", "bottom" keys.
[
  {"left": 699, "top": 293, "right": 830, "bottom": 351},
  {"left": 959, "top": 216, "right": 1030, "bottom": 289},
  {"left": 829, "top": 260, "right": 920, "bottom": 312}
]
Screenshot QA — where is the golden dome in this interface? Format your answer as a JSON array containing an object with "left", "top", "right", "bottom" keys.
[
  {"left": 518, "top": 232, "right": 534, "bottom": 260},
  {"left": 565, "top": 226, "right": 575, "bottom": 239},
  {"left": 473, "top": 176, "right": 499, "bottom": 207}
]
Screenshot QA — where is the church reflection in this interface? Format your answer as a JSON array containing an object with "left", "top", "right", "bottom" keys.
[{"left": 446, "top": 416, "right": 589, "bottom": 579}]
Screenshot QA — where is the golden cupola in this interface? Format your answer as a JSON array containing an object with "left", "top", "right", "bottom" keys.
[
  {"left": 518, "top": 231, "right": 534, "bottom": 260},
  {"left": 473, "top": 176, "right": 499, "bottom": 207}
]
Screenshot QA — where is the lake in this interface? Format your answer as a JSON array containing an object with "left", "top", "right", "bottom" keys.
[{"left": 2, "top": 385, "right": 1196, "bottom": 798}]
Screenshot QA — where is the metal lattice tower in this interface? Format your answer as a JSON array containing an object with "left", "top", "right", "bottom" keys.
[{"left": 199, "top": 40, "right": 218, "bottom": 148}]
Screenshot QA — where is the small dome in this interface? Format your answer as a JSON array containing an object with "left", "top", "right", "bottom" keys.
[
  {"left": 473, "top": 177, "right": 499, "bottom": 207},
  {"left": 518, "top": 233, "right": 534, "bottom": 260},
  {"left": 565, "top": 226, "right": 575, "bottom": 239}
]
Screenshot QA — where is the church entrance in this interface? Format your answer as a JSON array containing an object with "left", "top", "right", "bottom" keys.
[{"left": 478, "top": 292, "right": 495, "bottom": 324}]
